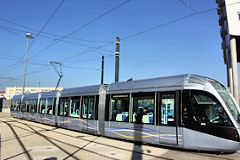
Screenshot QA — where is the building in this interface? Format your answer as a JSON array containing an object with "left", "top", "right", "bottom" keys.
[
  {"left": 0, "top": 91, "right": 5, "bottom": 98},
  {"left": 216, "top": 0, "right": 240, "bottom": 105},
  {"left": 4, "top": 87, "right": 63, "bottom": 99}
]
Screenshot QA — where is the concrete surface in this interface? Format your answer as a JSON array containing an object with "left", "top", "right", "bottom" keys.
[{"left": 0, "top": 112, "right": 240, "bottom": 160}]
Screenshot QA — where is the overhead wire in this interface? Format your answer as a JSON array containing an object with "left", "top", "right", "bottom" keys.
[
  {"left": 61, "top": 41, "right": 115, "bottom": 63},
  {"left": 121, "top": 8, "right": 216, "bottom": 41},
  {"left": 0, "top": 76, "right": 18, "bottom": 80},
  {"left": 0, "top": 26, "right": 19, "bottom": 36},
  {"left": 121, "top": 1, "right": 240, "bottom": 41},
  {"left": 0, "top": 0, "right": 86, "bottom": 75},
  {"left": 0, "top": 19, "right": 113, "bottom": 43},
  {"left": 0, "top": 25, "right": 114, "bottom": 56},
  {"left": 0, "top": 52, "right": 54, "bottom": 65},
  {"left": 61, "top": 5, "right": 211, "bottom": 62},
  {"left": 0, "top": 4, "right": 113, "bottom": 72},
  {"left": 26, "top": 61, "right": 100, "bottom": 71},
  {"left": 59, "top": 4, "right": 223, "bottom": 67},
  {"left": 29, "top": 0, "right": 131, "bottom": 59},
  {"left": 179, "top": 0, "right": 198, "bottom": 13},
  {"left": 27, "top": 0, "right": 65, "bottom": 52},
  {"left": 3, "top": 1, "right": 237, "bottom": 89}
]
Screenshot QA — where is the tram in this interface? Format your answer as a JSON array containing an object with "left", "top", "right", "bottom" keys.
[{"left": 10, "top": 74, "right": 240, "bottom": 153}]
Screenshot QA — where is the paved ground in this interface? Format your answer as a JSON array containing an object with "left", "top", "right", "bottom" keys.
[{"left": 0, "top": 112, "right": 240, "bottom": 160}]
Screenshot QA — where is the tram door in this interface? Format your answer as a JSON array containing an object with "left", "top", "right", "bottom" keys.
[
  {"left": 58, "top": 97, "right": 69, "bottom": 127},
  {"left": 158, "top": 92, "right": 178, "bottom": 145}
]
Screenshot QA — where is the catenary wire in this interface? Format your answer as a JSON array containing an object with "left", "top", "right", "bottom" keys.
[
  {"left": 0, "top": 25, "right": 114, "bottom": 54},
  {"left": 0, "top": 18, "right": 113, "bottom": 43},
  {"left": 2, "top": 2, "right": 240, "bottom": 89},
  {"left": 179, "top": 0, "right": 198, "bottom": 13},
  {"left": 27, "top": 0, "right": 65, "bottom": 52},
  {"left": 29, "top": 0, "right": 131, "bottom": 59},
  {"left": 121, "top": 8, "right": 216, "bottom": 41}
]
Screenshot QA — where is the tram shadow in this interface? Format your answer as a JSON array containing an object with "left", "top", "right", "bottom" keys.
[
  {"left": 44, "top": 157, "right": 57, "bottom": 160},
  {"left": 131, "top": 123, "right": 143, "bottom": 160}
]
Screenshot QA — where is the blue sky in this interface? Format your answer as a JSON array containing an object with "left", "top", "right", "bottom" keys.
[{"left": 0, "top": 0, "right": 234, "bottom": 90}]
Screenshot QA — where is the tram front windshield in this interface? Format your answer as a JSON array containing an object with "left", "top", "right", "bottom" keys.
[{"left": 210, "top": 79, "right": 240, "bottom": 124}]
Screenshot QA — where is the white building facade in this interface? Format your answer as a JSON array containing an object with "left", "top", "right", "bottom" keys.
[
  {"left": 217, "top": 0, "right": 240, "bottom": 104},
  {"left": 4, "top": 87, "right": 63, "bottom": 99}
]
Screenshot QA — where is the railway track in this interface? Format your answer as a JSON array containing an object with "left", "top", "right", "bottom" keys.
[
  {"left": 1, "top": 113, "right": 239, "bottom": 160},
  {"left": 0, "top": 119, "right": 120, "bottom": 160},
  {"left": 0, "top": 114, "right": 173, "bottom": 160},
  {"left": 2, "top": 121, "right": 33, "bottom": 160}
]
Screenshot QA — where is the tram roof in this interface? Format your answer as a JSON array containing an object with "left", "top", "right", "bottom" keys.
[
  {"left": 107, "top": 74, "right": 209, "bottom": 94},
  {"left": 11, "top": 94, "right": 22, "bottom": 100},
  {"left": 40, "top": 90, "right": 58, "bottom": 98},
  {"left": 23, "top": 92, "right": 39, "bottom": 99},
  {"left": 60, "top": 85, "right": 102, "bottom": 97}
]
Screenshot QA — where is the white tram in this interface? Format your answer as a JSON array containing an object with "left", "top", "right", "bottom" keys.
[{"left": 10, "top": 74, "right": 240, "bottom": 153}]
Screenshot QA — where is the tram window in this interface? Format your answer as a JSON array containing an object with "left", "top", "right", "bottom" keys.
[
  {"left": 81, "top": 96, "right": 95, "bottom": 119},
  {"left": 39, "top": 98, "right": 46, "bottom": 114},
  {"left": 110, "top": 94, "right": 129, "bottom": 122},
  {"left": 10, "top": 101, "right": 15, "bottom": 111},
  {"left": 16, "top": 101, "right": 20, "bottom": 111},
  {"left": 29, "top": 100, "right": 33, "bottom": 113},
  {"left": 34, "top": 99, "right": 37, "bottom": 113},
  {"left": 105, "top": 95, "right": 110, "bottom": 121},
  {"left": 59, "top": 97, "right": 69, "bottom": 117},
  {"left": 131, "top": 93, "right": 154, "bottom": 124},
  {"left": 46, "top": 98, "right": 54, "bottom": 115},
  {"left": 53, "top": 98, "right": 56, "bottom": 115},
  {"left": 29, "top": 99, "right": 37, "bottom": 113},
  {"left": 82, "top": 97, "right": 88, "bottom": 118},
  {"left": 27, "top": 100, "right": 31, "bottom": 112},
  {"left": 69, "top": 97, "right": 80, "bottom": 117},
  {"left": 59, "top": 98, "right": 64, "bottom": 116},
  {"left": 191, "top": 91, "right": 233, "bottom": 126},
  {"left": 88, "top": 97, "right": 95, "bottom": 119},
  {"left": 10, "top": 101, "right": 14, "bottom": 111},
  {"left": 182, "top": 90, "right": 193, "bottom": 125},
  {"left": 160, "top": 93, "right": 176, "bottom": 125},
  {"left": 25, "top": 100, "right": 30, "bottom": 112},
  {"left": 21, "top": 100, "right": 26, "bottom": 112},
  {"left": 10, "top": 101, "right": 13, "bottom": 111},
  {"left": 95, "top": 96, "right": 99, "bottom": 120}
]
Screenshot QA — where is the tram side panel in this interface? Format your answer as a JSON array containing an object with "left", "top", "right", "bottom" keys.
[{"left": 104, "top": 90, "right": 183, "bottom": 147}]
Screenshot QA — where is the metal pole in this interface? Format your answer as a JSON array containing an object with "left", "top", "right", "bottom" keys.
[
  {"left": 226, "top": 54, "right": 230, "bottom": 90},
  {"left": 55, "top": 76, "right": 63, "bottom": 90},
  {"left": 227, "top": 51, "right": 233, "bottom": 94},
  {"left": 50, "top": 61, "right": 63, "bottom": 90},
  {"left": 22, "top": 37, "right": 30, "bottom": 95},
  {"left": 101, "top": 56, "right": 104, "bottom": 84},
  {"left": 230, "top": 36, "right": 239, "bottom": 105},
  {"left": 115, "top": 37, "right": 120, "bottom": 83}
]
